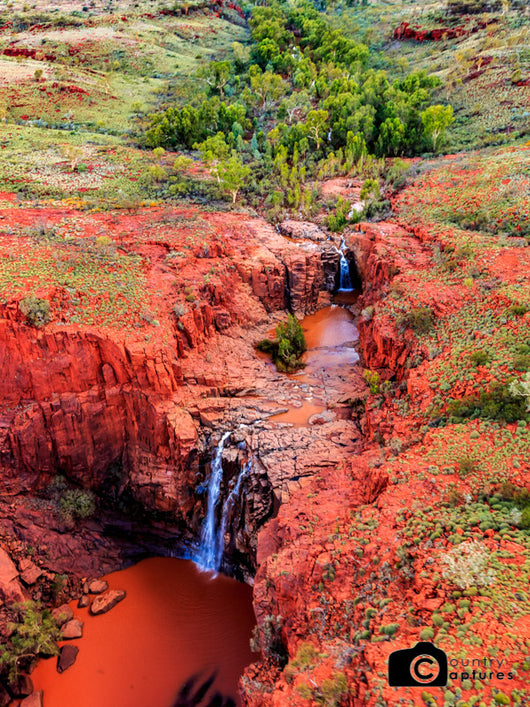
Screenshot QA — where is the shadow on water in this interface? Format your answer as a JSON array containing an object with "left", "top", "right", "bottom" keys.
[{"left": 172, "top": 672, "right": 236, "bottom": 707}]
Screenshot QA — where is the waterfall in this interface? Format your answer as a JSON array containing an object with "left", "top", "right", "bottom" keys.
[
  {"left": 196, "top": 432, "right": 249, "bottom": 573},
  {"left": 197, "top": 431, "right": 231, "bottom": 571},
  {"left": 338, "top": 238, "right": 353, "bottom": 291},
  {"left": 216, "top": 459, "right": 251, "bottom": 565}
]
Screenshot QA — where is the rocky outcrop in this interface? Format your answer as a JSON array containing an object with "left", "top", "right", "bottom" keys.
[
  {"left": 0, "top": 314, "right": 202, "bottom": 527},
  {"left": 18, "top": 558, "right": 42, "bottom": 586},
  {"left": 90, "top": 589, "right": 126, "bottom": 615},
  {"left": 0, "top": 209, "right": 333, "bottom": 532},
  {"left": 61, "top": 618, "right": 83, "bottom": 639},
  {"left": 248, "top": 421, "right": 362, "bottom": 505},
  {"left": 320, "top": 248, "right": 341, "bottom": 291},
  {"left": 239, "top": 220, "right": 324, "bottom": 315},
  {"left": 278, "top": 221, "right": 327, "bottom": 243},
  {"left": 20, "top": 692, "right": 43, "bottom": 707},
  {"left": 0, "top": 547, "right": 27, "bottom": 603},
  {"left": 393, "top": 19, "right": 490, "bottom": 42},
  {"left": 57, "top": 645, "right": 79, "bottom": 673}
]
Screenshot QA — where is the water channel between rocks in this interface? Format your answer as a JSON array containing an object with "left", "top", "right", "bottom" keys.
[{"left": 30, "top": 301, "right": 360, "bottom": 707}]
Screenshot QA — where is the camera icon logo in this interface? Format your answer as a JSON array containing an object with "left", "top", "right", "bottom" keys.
[{"left": 388, "top": 642, "right": 448, "bottom": 687}]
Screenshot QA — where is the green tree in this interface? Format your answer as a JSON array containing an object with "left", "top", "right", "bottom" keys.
[
  {"left": 421, "top": 104, "right": 454, "bottom": 152},
  {"left": 217, "top": 155, "right": 251, "bottom": 203},
  {"left": 195, "top": 133, "right": 230, "bottom": 183},
  {"left": 280, "top": 90, "right": 312, "bottom": 124},
  {"left": 249, "top": 68, "right": 287, "bottom": 110},
  {"left": 360, "top": 178, "right": 380, "bottom": 201},
  {"left": 19, "top": 296, "right": 51, "bottom": 328},
  {"left": 376, "top": 117, "right": 406, "bottom": 157},
  {"left": 198, "top": 60, "right": 232, "bottom": 97},
  {"left": 304, "top": 109, "right": 329, "bottom": 150},
  {"left": 232, "top": 41, "right": 250, "bottom": 71}
]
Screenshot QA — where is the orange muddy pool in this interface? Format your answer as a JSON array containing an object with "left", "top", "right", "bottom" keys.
[
  {"left": 268, "top": 305, "right": 358, "bottom": 426},
  {"left": 31, "top": 557, "right": 257, "bottom": 707}
]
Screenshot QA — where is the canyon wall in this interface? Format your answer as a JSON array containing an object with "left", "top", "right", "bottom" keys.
[{"left": 0, "top": 215, "right": 339, "bottom": 573}]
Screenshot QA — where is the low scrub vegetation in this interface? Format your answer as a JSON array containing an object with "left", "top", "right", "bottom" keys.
[
  {"left": 448, "top": 382, "right": 529, "bottom": 423},
  {"left": 257, "top": 314, "right": 307, "bottom": 372},
  {"left": 0, "top": 602, "right": 60, "bottom": 683}
]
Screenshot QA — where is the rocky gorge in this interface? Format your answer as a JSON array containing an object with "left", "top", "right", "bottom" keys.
[
  {"left": 1, "top": 161, "right": 530, "bottom": 706},
  {"left": 0, "top": 209, "right": 370, "bottom": 578},
  {"left": 0, "top": 206, "right": 375, "bottom": 692}
]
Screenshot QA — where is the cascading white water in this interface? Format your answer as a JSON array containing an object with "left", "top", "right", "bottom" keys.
[
  {"left": 338, "top": 238, "right": 353, "bottom": 291},
  {"left": 197, "top": 433, "right": 250, "bottom": 573},
  {"left": 196, "top": 430, "right": 231, "bottom": 571},
  {"left": 216, "top": 459, "right": 251, "bottom": 565}
]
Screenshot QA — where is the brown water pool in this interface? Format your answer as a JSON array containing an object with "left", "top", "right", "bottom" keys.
[
  {"left": 268, "top": 305, "right": 358, "bottom": 426},
  {"left": 31, "top": 557, "right": 257, "bottom": 707}
]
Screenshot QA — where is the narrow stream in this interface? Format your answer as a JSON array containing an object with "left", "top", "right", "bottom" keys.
[{"left": 31, "top": 558, "right": 257, "bottom": 707}]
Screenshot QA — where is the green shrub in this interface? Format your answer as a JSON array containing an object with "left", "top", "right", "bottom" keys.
[
  {"left": 520, "top": 507, "right": 530, "bottom": 529},
  {"left": 513, "top": 353, "right": 530, "bottom": 372},
  {"left": 457, "top": 456, "right": 479, "bottom": 477},
  {"left": 470, "top": 350, "right": 489, "bottom": 367},
  {"left": 508, "top": 304, "right": 528, "bottom": 317},
  {"left": 441, "top": 540, "right": 496, "bottom": 590},
  {"left": 0, "top": 602, "right": 61, "bottom": 682},
  {"left": 96, "top": 235, "right": 112, "bottom": 248},
  {"left": 320, "top": 672, "right": 348, "bottom": 706},
  {"left": 292, "top": 642, "right": 320, "bottom": 668},
  {"left": 296, "top": 684, "right": 313, "bottom": 700},
  {"left": 326, "top": 197, "right": 354, "bottom": 232},
  {"left": 19, "top": 296, "right": 52, "bottom": 327},
  {"left": 379, "top": 623, "right": 399, "bottom": 636},
  {"left": 399, "top": 307, "right": 435, "bottom": 334},
  {"left": 448, "top": 382, "right": 529, "bottom": 423},
  {"left": 363, "top": 369, "right": 380, "bottom": 394},
  {"left": 59, "top": 489, "right": 96, "bottom": 523},
  {"left": 419, "top": 627, "right": 435, "bottom": 640},
  {"left": 257, "top": 314, "right": 306, "bottom": 373},
  {"left": 173, "top": 303, "right": 187, "bottom": 319},
  {"left": 385, "top": 158, "right": 410, "bottom": 188}
]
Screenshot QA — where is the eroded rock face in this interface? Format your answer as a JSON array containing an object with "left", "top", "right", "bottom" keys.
[
  {"left": 0, "top": 209, "right": 371, "bottom": 694},
  {"left": 239, "top": 220, "right": 324, "bottom": 315},
  {"left": 0, "top": 316, "right": 198, "bottom": 514},
  {"left": 0, "top": 214, "right": 332, "bottom": 532}
]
